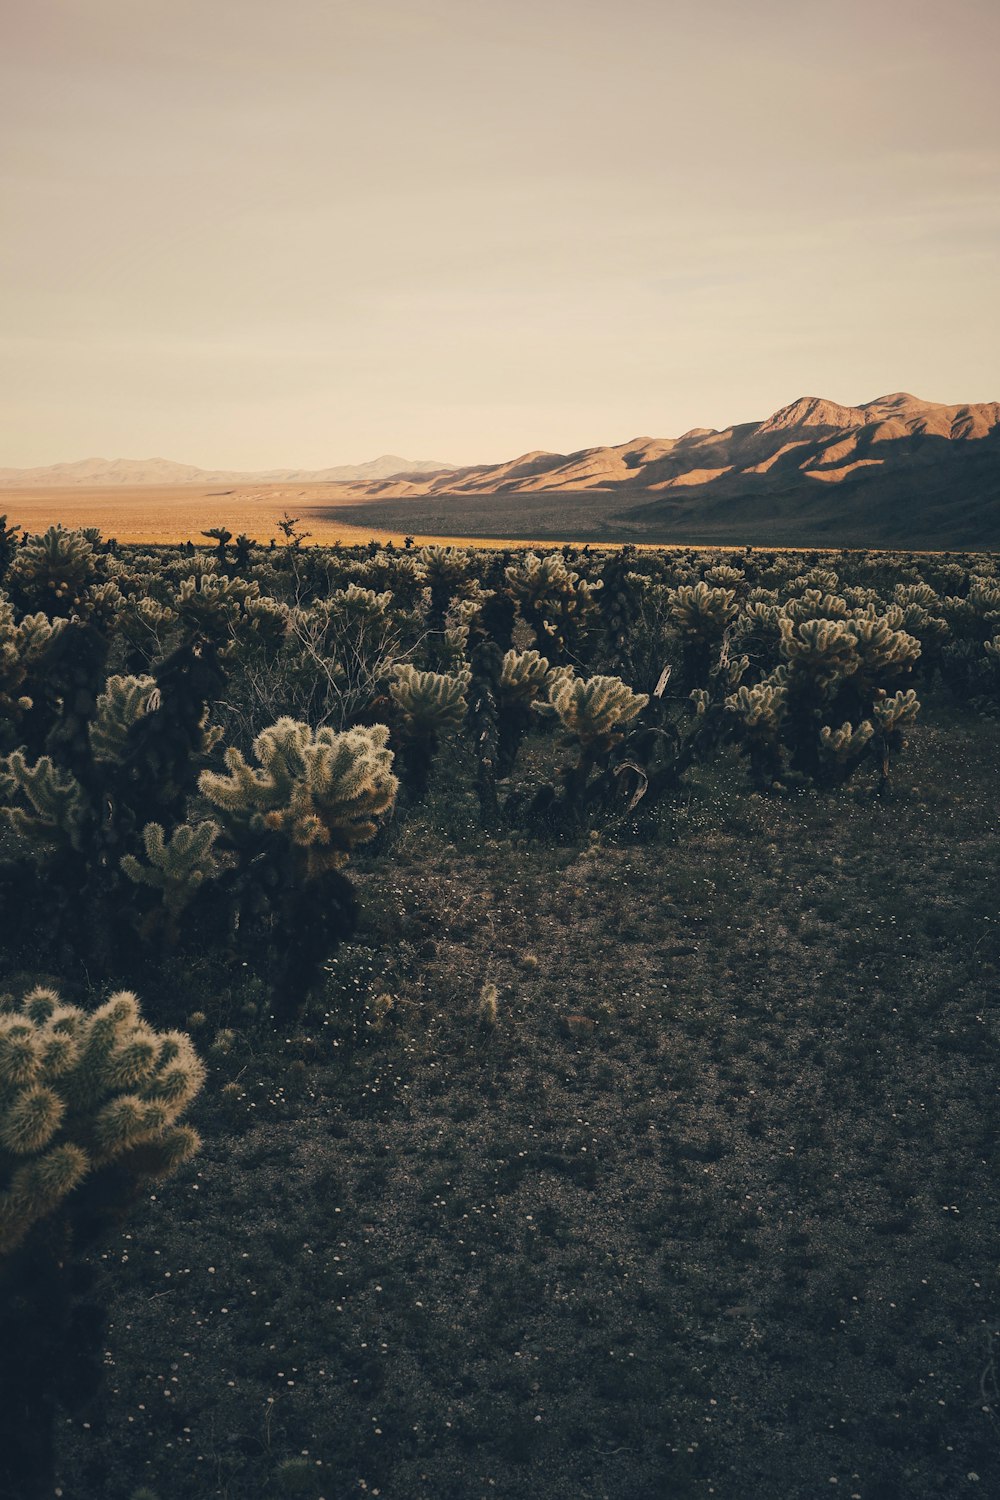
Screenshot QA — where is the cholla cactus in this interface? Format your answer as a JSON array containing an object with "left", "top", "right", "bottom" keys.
[
  {"left": 725, "top": 677, "right": 788, "bottom": 787},
  {"left": 326, "top": 583, "right": 393, "bottom": 623},
  {"left": 783, "top": 589, "right": 851, "bottom": 624},
  {"left": 418, "top": 545, "right": 470, "bottom": 585},
  {"left": 440, "top": 595, "right": 486, "bottom": 672},
  {"left": 730, "top": 600, "right": 781, "bottom": 669},
  {"left": 666, "top": 582, "right": 739, "bottom": 690},
  {"left": 201, "top": 526, "right": 233, "bottom": 564},
  {"left": 0, "top": 514, "right": 18, "bottom": 582},
  {"left": 538, "top": 673, "right": 648, "bottom": 750},
  {"left": 499, "top": 649, "right": 559, "bottom": 704},
  {"left": 779, "top": 616, "right": 859, "bottom": 691},
  {"left": 726, "top": 678, "right": 788, "bottom": 734},
  {"left": 389, "top": 664, "right": 470, "bottom": 736},
  {"left": 174, "top": 572, "right": 260, "bottom": 637},
  {"left": 703, "top": 564, "right": 745, "bottom": 587},
  {"left": 419, "top": 546, "right": 471, "bottom": 631},
  {"left": 0, "top": 986, "right": 204, "bottom": 1257},
  {"left": 88, "top": 675, "right": 158, "bottom": 764},
  {"left": 848, "top": 612, "right": 921, "bottom": 693},
  {"left": 0, "top": 601, "right": 66, "bottom": 732},
  {"left": 199, "top": 717, "right": 398, "bottom": 877},
  {"left": 243, "top": 595, "right": 290, "bottom": 647},
  {"left": 791, "top": 566, "right": 840, "bottom": 594},
  {"left": 818, "top": 719, "right": 875, "bottom": 772},
  {"left": 121, "top": 820, "right": 222, "bottom": 919},
  {"left": 6, "top": 527, "right": 99, "bottom": 617},
  {"left": 870, "top": 687, "right": 920, "bottom": 734},
  {"left": 894, "top": 582, "right": 940, "bottom": 613},
  {"left": 0, "top": 752, "right": 90, "bottom": 856},
  {"left": 388, "top": 665, "right": 470, "bottom": 800},
  {"left": 504, "top": 552, "right": 603, "bottom": 659},
  {"left": 868, "top": 688, "right": 921, "bottom": 785},
  {"left": 668, "top": 582, "right": 738, "bottom": 639}
]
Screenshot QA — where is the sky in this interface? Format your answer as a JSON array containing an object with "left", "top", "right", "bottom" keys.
[{"left": 2, "top": 0, "right": 999, "bottom": 469}]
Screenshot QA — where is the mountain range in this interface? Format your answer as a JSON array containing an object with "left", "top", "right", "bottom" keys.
[
  {"left": 0, "top": 454, "right": 453, "bottom": 488},
  {"left": 3, "top": 394, "right": 999, "bottom": 547},
  {"left": 316, "top": 393, "right": 1000, "bottom": 549}
]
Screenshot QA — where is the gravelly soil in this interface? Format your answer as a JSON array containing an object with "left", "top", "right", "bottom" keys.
[{"left": 51, "top": 710, "right": 1000, "bottom": 1500}]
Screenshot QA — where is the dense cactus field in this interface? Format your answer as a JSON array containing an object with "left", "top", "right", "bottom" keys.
[{"left": 0, "top": 521, "right": 997, "bottom": 1499}]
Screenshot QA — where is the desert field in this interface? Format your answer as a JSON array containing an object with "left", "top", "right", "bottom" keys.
[{"left": 0, "top": 483, "right": 557, "bottom": 551}]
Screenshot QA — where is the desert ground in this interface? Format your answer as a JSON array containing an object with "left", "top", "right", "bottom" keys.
[{"left": 0, "top": 483, "right": 554, "bottom": 551}]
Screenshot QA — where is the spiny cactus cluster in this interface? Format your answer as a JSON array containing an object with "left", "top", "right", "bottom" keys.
[
  {"left": 88, "top": 673, "right": 159, "bottom": 763},
  {"left": 173, "top": 572, "right": 260, "bottom": 639},
  {"left": 727, "top": 600, "right": 921, "bottom": 786},
  {"left": 0, "top": 751, "right": 91, "bottom": 856},
  {"left": 389, "top": 664, "right": 470, "bottom": 735},
  {"left": 0, "top": 601, "right": 65, "bottom": 741},
  {"left": 199, "top": 717, "right": 398, "bottom": 877},
  {"left": 387, "top": 664, "right": 470, "bottom": 801},
  {"left": 537, "top": 673, "right": 648, "bottom": 751},
  {"left": 121, "top": 820, "right": 222, "bottom": 920},
  {"left": 0, "top": 986, "right": 203, "bottom": 1257},
  {"left": 504, "top": 551, "right": 603, "bottom": 660},
  {"left": 499, "top": 648, "right": 563, "bottom": 704},
  {"left": 668, "top": 581, "right": 739, "bottom": 639},
  {"left": 5, "top": 526, "right": 100, "bottom": 617}
]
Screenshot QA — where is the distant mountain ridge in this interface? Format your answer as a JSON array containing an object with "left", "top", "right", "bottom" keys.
[
  {"left": 315, "top": 393, "right": 1000, "bottom": 549},
  {"left": 0, "top": 454, "right": 454, "bottom": 488},
  {"left": 320, "top": 393, "right": 1000, "bottom": 500},
  {"left": 4, "top": 395, "right": 999, "bottom": 547}
]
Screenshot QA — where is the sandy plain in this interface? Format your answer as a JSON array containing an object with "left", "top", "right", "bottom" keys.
[{"left": 0, "top": 482, "right": 556, "bottom": 550}]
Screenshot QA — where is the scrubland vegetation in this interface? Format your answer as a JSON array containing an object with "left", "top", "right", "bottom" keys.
[{"left": 0, "top": 518, "right": 997, "bottom": 1498}]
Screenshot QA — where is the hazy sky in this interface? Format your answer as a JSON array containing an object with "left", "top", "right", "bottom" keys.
[{"left": 2, "top": 0, "right": 998, "bottom": 468}]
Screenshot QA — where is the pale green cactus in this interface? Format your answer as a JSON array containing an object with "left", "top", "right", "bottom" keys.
[
  {"left": 793, "top": 567, "right": 840, "bottom": 593},
  {"left": 538, "top": 673, "right": 648, "bottom": 749},
  {"left": 121, "top": 821, "right": 223, "bottom": 918},
  {"left": 703, "top": 564, "right": 745, "bottom": 587},
  {"left": 778, "top": 616, "right": 859, "bottom": 691},
  {"left": 667, "top": 582, "right": 738, "bottom": 639},
  {"left": 499, "top": 649, "right": 560, "bottom": 704},
  {"left": 243, "top": 595, "right": 291, "bottom": 645},
  {"left": 0, "top": 986, "right": 204, "bottom": 1257},
  {"left": 0, "top": 752, "right": 90, "bottom": 856},
  {"left": 503, "top": 553, "right": 604, "bottom": 650},
  {"left": 870, "top": 687, "right": 920, "bottom": 733},
  {"left": 818, "top": 719, "right": 875, "bottom": 767},
  {"left": 0, "top": 601, "right": 66, "bottom": 722},
  {"left": 84, "top": 579, "right": 125, "bottom": 628},
  {"left": 199, "top": 717, "right": 398, "bottom": 876},
  {"left": 326, "top": 583, "right": 393, "bottom": 622},
  {"left": 88, "top": 675, "right": 158, "bottom": 764},
  {"left": 730, "top": 599, "right": 782, "bottom": 660},
  {"left": 726, "top": 678, "right": 789, "bottom": 735},
  {"left": 6, "top": 526, "right": 98, "bottom": 614},
  {"left": 893, "top": 582, "right": 940, "bottom": 612},
  {"left": 504, "top": 552, "right": 575, "bottom": 607},
  {"left": 847, "top": 613, "right": 921, "bottom": 689},
  {"left": 783, "top": 589, "right": 851, "bottom": 624},
  {"left": 418, "top": 545, "right": 471, "bottom": 585},
  {"left": 389, "top": 664, "right": 471, "bottom": 736},
  {"left": 174, "top": 572, "right": 260, "bottom": 634}
]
